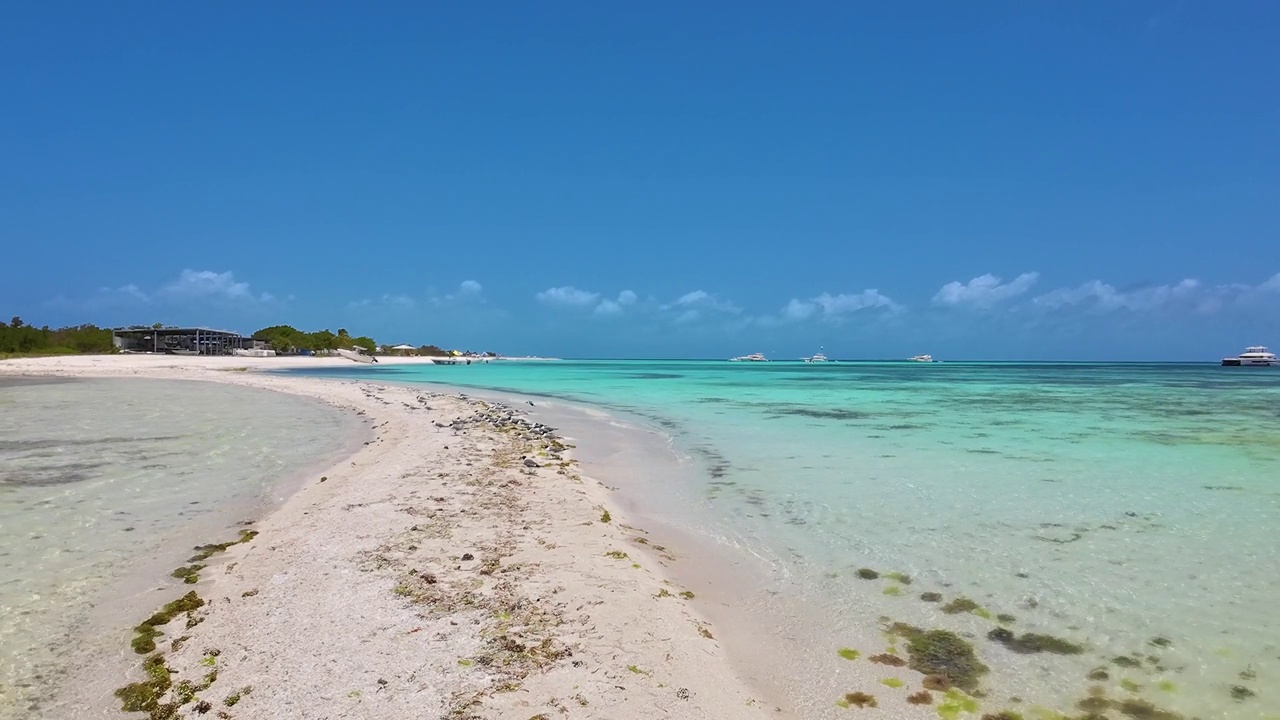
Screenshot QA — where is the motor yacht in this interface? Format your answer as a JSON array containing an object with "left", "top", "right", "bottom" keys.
[
  {"left": 803, "top": 348, "right": 829, "bottom": 363},
  {"left": 730, "top": 352, "right": 769, "bottom": 362},
  {"left": 1221, "top": 346, "right": 1279, "bottom": 366},
  {"left": 908, "top": 354, "right": 934, "bottom": 362}
]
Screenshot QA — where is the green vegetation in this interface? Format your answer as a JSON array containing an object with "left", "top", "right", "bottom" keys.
[
  {"left": 888, "top": 623, "right": 989, "bottom": 692},
  {"left": 170, "top": 565, "right": 204, "bottom": 584},
  {"left": 251, "top": 325, "right": 377, "bottom": 354},
  {"left": 837, "top": 648, "right": 861, "bottom": 660},
  {"left": 599, "top": 509, "right": 611, "bottom": 523},
  {"left": 113, "top": 654, "right": 172, "bottom": 715},
  {"left": 885, "top": 572, "right": 912, "bottom": 584},
  {"left": 188, "top": 529, "right": 258, "bottom": 563},
  {"left": 836, "top": 691, "right": 877, "bottom": 708},
  {"left": 881, "top": 677, "right": 904, "bottom": 688},
  {"left": 855, "top": 568, "right": 880, "bottom": 580},
  {"left": 937, "top": 689, "right": 980, "bottom": 720},
  {"left": 986, "top": 628, "right": 1085, "bottom": 655},
  {"left": 0, "top": 317, "right": 114, "bottom": 356},
  {"left": 941, "top": 597, "right": 981, "bottom": 614},
  {"left": 131, "top": 592, "right": 204, "bottom": 654}
]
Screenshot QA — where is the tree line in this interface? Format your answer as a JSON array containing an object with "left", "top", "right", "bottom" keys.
[
  {"left": 0, "top": 317, "right": 469, "bottom": 357},
  {"left": 0, "top": 317, "right": 115, "bottom": 355},
  {"left": 250, "top": 325, "right": 379, "bottom": 354}
]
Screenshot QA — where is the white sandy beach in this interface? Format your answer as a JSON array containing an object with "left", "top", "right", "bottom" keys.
[{"left": 1, "top": 355, "right": 791, "bottom": 720}]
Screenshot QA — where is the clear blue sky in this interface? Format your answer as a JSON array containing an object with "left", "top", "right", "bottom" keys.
[{"left": 3, "top": 2, "right": 1277, "bottom": 359}]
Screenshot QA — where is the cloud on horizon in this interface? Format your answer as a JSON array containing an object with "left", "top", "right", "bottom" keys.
[
  {"left": 934, "top": 272, "right": 1039, "bottom": 309},
  {"left": 1033, "top": 273, "right": 1280, "bottom": 315},
  {"left": 660, "top": 290, "right": 741, "bottom": 324},
  {"left": 778, "top": 290, "right": 900, "bottom": 323}
]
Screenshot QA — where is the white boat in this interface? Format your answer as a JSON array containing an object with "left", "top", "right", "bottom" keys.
[
  {"left": 803, "top": 348, "right": 829, "bottom": 363},
  {"left": 337, "top": 348, "right": 378, "bottom": 364},
  {"left": 1221, "top": 346, "right": 1279, "bottom": 367},
  {"left": 730, "top": 352, "right": 769, "bottom": 362},
  {"left": 908, "top": 354, "right": 934, "bottom": 363}
]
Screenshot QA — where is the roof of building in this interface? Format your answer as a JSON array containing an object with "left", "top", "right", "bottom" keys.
[{"left": 112, "top": 327, "right": 245, "bottom": 336}]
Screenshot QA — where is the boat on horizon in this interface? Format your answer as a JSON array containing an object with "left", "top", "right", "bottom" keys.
[
  {"left": 803, "top": 348, "right": 830, "bottom": 363},
  {"left": 730, "top": 352, "right": 769, "bottom": 362},
  {"left": 908, "top": 354, "right": 934, "bottom": 363},
  {"left": 1221, "top": 346, "right": 1279, "bottom": 367}
]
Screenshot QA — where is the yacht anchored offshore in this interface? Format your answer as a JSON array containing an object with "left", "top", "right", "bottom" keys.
[
  {"left": 908, "top": 354, "right": 934, "bottom": 362},
  {"left": 730, "top": 353, "right": 769, "bottom": 362},
  {"left": 803, "top": 348, "right": 829, "bottom": 363},
  {"left": 1221, "top": 346, "right": 1279, "bottom": 367}
]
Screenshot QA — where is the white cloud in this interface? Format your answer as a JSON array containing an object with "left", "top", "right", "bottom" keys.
[
  {"left": 349, "top": 294, "right": 416, "bottom": 310},
  {"left": 429, "top": 280, "right": 487, "bottom": 306},
  {"left": 594, "top": 290, "right": 640, "bottom": 317},
  {"left": 536, "top": 286, "right": 601, "bottom": 307},
  {"left": 161, "top": 269, "right": 271, "bottom": 301},
  {"left": 768, "top": 290, "right": 899, "bottom": 325},
  {"left": 933, "top": 272, "right": 1039, "bottom": 308},
  {"left": 1030, "top": 275, "right": 1280, "bottom": 314},
  {"left": 661, "top": 290, "right": 740, "bottom": 315}
]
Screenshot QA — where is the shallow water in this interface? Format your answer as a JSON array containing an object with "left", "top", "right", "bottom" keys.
[
  {"left": 293, "top": 360, "right": 1280, "bottom": 719},
  {"left": 0, "top": 377, "right": 359, "bottom": 720}
]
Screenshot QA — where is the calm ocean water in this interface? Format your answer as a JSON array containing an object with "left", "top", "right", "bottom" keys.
[
  {"left": 294, "top": 360, "right": 1280, "bottom": 719},
  {"left": 0, "top": 377, "right": 359, "bottom": 720}
]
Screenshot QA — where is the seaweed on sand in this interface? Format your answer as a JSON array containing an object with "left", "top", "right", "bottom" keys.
[{"left": 891, "top": 624, "right": 988, "bottom": 692}]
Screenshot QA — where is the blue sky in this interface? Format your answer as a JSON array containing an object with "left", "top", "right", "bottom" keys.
[{"left": 3, "top": 2, "right": 1277, "bottom": 359}]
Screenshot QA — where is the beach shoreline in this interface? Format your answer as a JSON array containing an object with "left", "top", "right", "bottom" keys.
[{"left": 0, "top": 355, "right": 796, "bottom": 719}]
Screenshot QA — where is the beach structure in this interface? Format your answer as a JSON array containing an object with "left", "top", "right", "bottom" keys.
[{"left": 112, "top": 327, "right": 259, "bottom": 355}]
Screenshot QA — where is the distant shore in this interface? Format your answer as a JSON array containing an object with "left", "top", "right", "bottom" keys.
[{"left": 0, "top": 355, "right": 787, "bottom": 719}]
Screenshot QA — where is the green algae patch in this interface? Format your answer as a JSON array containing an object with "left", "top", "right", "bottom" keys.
[
  {"left": 188, "top": 529, "right": 259, "bottom": 563},
  {"left": 941, "top": 597, "right": 980, "bottom": 615},
  {"left": 886, "top": 572, "right": 912, "bottom": 584},
  {"left": 114, "top": 654, "right": 172, "bottom": 713},
  {"left": 893, "top": 625, "right": 988, "bottom": 693},
  {"left": 1156, "top": 680, "right": 1177, "bottom": 692},
  {"left": 883, "top": 585, "right": 904, "bottom": 596},
  {"left": 881, "top": 677, "right": 905, "bottom": 688},
  {"left": 869, "top": 653, "right": 906, "bottom": 666},
  {"left": 836, "top": 692, "right": 878, "bottom": 708},
  {"left": 838, "top": 648, "right": 861, "bottom": 661},
  {"left": 986, "top": 628, "right": 1084, "bottom": 655},
  {"left": 604, "top": 550, "right": 629, "bottom": 560},
  {"left": 921, "top": 592, "right": 943, "bottom": 602},
  {"left": 937, "top": 689, "right": 979, "bottom": 720},
  {"left": 856, "top": 568, "right": 880, "bottom": 580},
  {"left": 169, "top": 565, "right": 205, "bottom": 584},
  {"left": 599, "top": 509, "right": 611, "bottom": 523},
  {"left": 131, "top": 591, "right": 204, "bottom": 654},
  {"left": 996, "top": 614, "right": 1016, "bottom": 624}
]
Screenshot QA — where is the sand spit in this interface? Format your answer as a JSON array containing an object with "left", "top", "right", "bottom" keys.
[{"left": 0, "top": 355, "right": 781, "bottom": 719}]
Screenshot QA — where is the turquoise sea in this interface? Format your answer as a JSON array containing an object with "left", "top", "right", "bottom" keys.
[{"left": 292, "top": 360, "right": 1280, "bottom": 719}]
